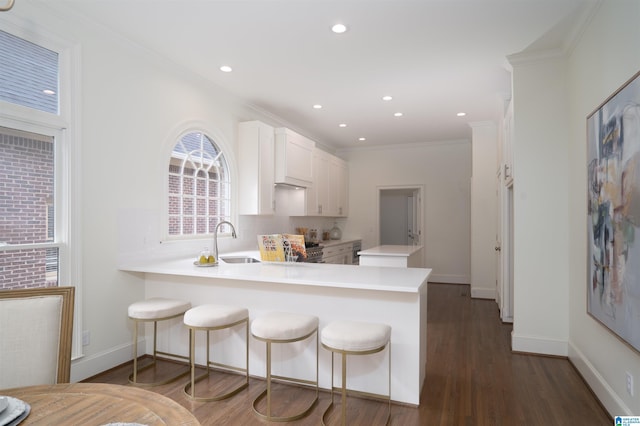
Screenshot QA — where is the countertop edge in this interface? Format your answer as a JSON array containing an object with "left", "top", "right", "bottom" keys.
[{"left": 119, "top": 257, "right": 430, "bottom": 294}]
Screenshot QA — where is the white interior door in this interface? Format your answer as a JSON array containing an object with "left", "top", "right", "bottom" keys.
[{"left": 379, "top": 186, "right": 423, "bottom": 246}]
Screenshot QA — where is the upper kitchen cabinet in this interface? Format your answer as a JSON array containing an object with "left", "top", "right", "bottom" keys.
[
  {"left": 306, "top": 148, "right": 329, "bottom": 215},
  {"left": 305, "top": 148, "right": 349, "bottom": 217},
  {"left": 274, "top": 128, "right": 314, "bottom": 187},
  {"left": 329, "top": 155, "right": 348, "bottom": 217},
  {"left": 238, "top": 121, "right": 275, "bottom": 215}
]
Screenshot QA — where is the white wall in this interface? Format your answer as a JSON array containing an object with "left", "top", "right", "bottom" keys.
[
  {"left": 341, "top": 141, "right": 471, "bottom": 284},
  {"left": 510, "top": 1, "right": 640, "bottom": 416},
  {"left": 510, "top": 53, "right": 570, "bottom": 356},
  {"left": 6, "top": 2, "right": 297, "bottom": 381},
  {"left": 566, "top": 1, "right": 640, "bottom": 416},
  {"left": 470, "top": 122, "right": 498, "bottom": 299}
]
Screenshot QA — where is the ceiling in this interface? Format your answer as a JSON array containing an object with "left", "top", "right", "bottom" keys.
[{"left": 40, "top": 0, "right": 595, "bottom": 150}]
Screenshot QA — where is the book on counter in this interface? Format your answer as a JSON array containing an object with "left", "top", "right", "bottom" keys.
[{"left": 257, "top": 234, "right": 307, "bottom": 262}]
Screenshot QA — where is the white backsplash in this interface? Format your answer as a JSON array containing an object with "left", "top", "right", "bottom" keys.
[{"left": 116, "top": 207, "right": 352, "bottom": 266}]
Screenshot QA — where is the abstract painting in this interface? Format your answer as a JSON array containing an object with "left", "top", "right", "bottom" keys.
[{"left": 587, "top": 70, "right": 640, "bottom": 353}]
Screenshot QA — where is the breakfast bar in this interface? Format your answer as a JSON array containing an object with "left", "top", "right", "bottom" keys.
[{"left": 120, "top": 254, "right": 430, "bottom": 405}]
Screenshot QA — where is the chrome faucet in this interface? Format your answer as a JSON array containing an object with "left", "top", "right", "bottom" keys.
[{"left": 213, "top": 220, "right": 237, "bottom": 261}]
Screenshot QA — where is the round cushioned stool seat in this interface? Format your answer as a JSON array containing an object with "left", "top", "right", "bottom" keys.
[
  {"left": 128, "top": 298, "right": 191, "bottom": 320},
  {"left": 251, "top": 312, "right": 319, "bottom": 341},
  {"left": 184, "top": 304, "right": 248, "bottom": 328},
  {"left": 322, "top": 320, "right": 391, "bottom": 352}
]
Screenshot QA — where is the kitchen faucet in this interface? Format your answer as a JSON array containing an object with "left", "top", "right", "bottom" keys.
[{"left": 213, "top": 220, "right": 237, "bottom": 261}]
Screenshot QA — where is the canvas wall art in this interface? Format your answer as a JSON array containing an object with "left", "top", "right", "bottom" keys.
[{"left": 587, "top": 70, "right": 640, "bottom": 353}]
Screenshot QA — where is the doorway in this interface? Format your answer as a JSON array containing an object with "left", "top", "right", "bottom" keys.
[{"left": 378, "top": 186, "right": 423, "bottom": 246}]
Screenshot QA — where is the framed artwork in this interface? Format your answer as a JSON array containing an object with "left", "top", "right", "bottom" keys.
[{"left": 587, "top": 70, "right": 640, "bottom": 353}]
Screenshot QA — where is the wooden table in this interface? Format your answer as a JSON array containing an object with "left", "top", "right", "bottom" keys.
[{"left": 1, "top": 383, "right": 200, "bottom": 425}]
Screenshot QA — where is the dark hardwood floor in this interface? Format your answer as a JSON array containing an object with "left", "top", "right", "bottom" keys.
[{"left": 85, "top": 283, "right": 612, "bottom": 425}]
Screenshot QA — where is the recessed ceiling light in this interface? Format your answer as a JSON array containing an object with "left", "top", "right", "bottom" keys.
[
  {"left": 358, "top": 137, "right": 366, "bottom": 141},
  {"left": 220, "top": 65, "right": 233, "bottom": 73},
  {"left": 331, "top": 24, "right": 347, "bottom": 34},
  {"left": 457, "top": 112, "right": 466, "bottom": 117},
  {"left": 339, "top": 123, "right": 347, "bottom": 128},
  {"left": 313, "top": 104, "right": 323, "bottom": 109},
  {"left": 42, "top": 89, "right": 56, "bottom": 95},
  {"left": 394, "top": 112, "right": 403, "bottom": 117},
  {"left": 382, "top": 95, "right": 393, "bottom": 101}
]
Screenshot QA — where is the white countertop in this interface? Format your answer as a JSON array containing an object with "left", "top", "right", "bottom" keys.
[
  {"left": 119, "top": 250, "right": 430, "bottom": 293},
  {"left": 358, "top": 245, "right": 423, "bottom": 257}
]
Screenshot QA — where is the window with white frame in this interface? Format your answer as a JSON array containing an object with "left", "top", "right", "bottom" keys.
[
  {"left": 1, "top": 19, "right": 81, "bottom": 359},
  {"left": 168, "top": 132, "right": 233, "bottom": 237}
]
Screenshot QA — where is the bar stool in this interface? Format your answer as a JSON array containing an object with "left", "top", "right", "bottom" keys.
[
  {"left": 321, "top": 320, "right": 392, "bottom": 426},
  {"left": 128, "top": 297, "right": 191, "bottom": 386},
  {"left": 182, "top": 304, "right": 249, "bottom": 401},
  {"left": 251, "top": 312, "right": 319, "bottom": 422}
]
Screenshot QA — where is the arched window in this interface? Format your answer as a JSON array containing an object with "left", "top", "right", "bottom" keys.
[{"left": 168, "top": 131, "right": 231, "bottom": 237}]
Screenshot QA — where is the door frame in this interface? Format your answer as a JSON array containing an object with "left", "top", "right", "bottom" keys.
[{"left": 376, "top": 184, "right": 424, "bottom": 249}]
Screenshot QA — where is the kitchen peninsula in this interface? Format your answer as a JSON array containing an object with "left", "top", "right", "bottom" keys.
[{"left": 120, "top": 254, "right": 430, "bottom": 405}]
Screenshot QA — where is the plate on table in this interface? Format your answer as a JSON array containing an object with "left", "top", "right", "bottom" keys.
[
  {"left": 0, "top": 397, "right": 28, "bottom": 426},
  {"left": 6, "top": 403, "right": 29, "bottom": 426},
  {"left": 193, "top": 260, "right": 218, "bottom": 267},
  {"left": 0, "top": 397, "right": 7, "bottom": 414}
]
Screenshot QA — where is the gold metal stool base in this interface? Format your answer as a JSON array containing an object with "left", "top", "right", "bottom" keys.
[
  {"left": 129, "top": 314, "right": 190, "bottom": 387},
  {"left": 321, "top": 343, "right": 391, "bottom": 426},
  {"left": 183, "top": 317, "right": 249, "bottom": 401},
  {"left": 252, "top": 329, "right": 319, "bottom": 422}
]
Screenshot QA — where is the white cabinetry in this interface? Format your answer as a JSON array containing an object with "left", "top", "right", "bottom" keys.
[
  {"left": 274, "top": 128, "right": 314, "bottom": 187},
  {"left": 238, "top": 121, "right": 275, "bottom": 215},
  {"left": 329, "top": 156, "right": 348, "bottom": 217},
  {"left": 322, "top": 242, "right": 353, "bottom": 264},
  {"left": 305, "top": 148, "right": 349, "bottom": 217},
  {"left": 307, "top": 149, "right": 329, "bottom": 215},
  {"left": 503, "top": 100, "right": 514, "bottom": 186}
]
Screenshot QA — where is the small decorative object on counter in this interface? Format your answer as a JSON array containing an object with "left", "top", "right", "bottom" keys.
[
  {"left": 330, "top": 223, "right": 342, "bottom": 240},
  {"left": 195, "top": 247, "right": 217, "bottom": 266},
  {"left": 322, "top": 230, "right": 331, "bottom": 241}
]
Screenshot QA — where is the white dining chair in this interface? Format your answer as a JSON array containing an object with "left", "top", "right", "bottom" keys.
[{"left": 0, "top": 286, "right": 75, "bottom": 389}]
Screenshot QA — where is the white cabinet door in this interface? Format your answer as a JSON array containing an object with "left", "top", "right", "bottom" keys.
[
  {"left": 306, "top": 149, "right": 348, "bottom": 217},
  {"left": 238, "top": 121, "right": 274, "bottom": 215},
  {"left": 338, "top": 159, "right": 349, "bottom": 217},
  {"left": 274, "top": 128, "right": 314, "bottom": 187},
  {"left": 328, "top": 156, "right": 348, "bottom": 217},
  {"left": 305, "top": 148, "right": 328, "bottom": 216},
  {"left": 322, "top": 243, "right": 352, "bottom": 264}
]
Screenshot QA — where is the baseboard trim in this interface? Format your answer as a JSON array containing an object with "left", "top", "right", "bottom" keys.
[
  {"left": 568, "top": 341, "right": 629, "bottom": 417},
  {"left": 428, "top": 274, "right": 470, "bottom": 284},
  {"left": 511, "top": 331, "right": 568, "bottom": 357},
  {"left": 470, "top": 287, "right": 495, "bottom": 300},
  {"left": 70, "top": 338, "right": 145, "bottom": 382}
]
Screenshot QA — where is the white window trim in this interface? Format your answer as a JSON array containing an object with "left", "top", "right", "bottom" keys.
[
  {"left": 161, "top": 120, "right": 239, "bottom": 242},
  {"left": 0, "top": 16, "right": 83, "bottom": 361}
]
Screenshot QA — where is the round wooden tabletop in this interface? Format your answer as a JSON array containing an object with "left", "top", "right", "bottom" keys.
[{"left": 2, "top": 382, "right": 200, "bottom": 425}]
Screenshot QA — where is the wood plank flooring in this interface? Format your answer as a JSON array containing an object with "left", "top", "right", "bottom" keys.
[{"left": 84, "top": 283, "right": 612, "bottom": 425}]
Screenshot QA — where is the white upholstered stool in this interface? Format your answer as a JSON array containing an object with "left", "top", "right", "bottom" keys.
[
  {"left": 251, "top": 312, "right": 319, "bottom": 422},
  {"left": 128, "top": 297, "right": 191, "bottom": 386},
  {"left": 182, "top": 304, "right": 249, "bottom": 401},
  {"left": 321, "top": 320, "right": 392, "bottom": 426}
]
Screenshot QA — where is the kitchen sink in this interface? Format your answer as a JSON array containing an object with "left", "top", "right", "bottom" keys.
[{"left": 220, "top": 256, "right": 260, "bottom": 264}]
